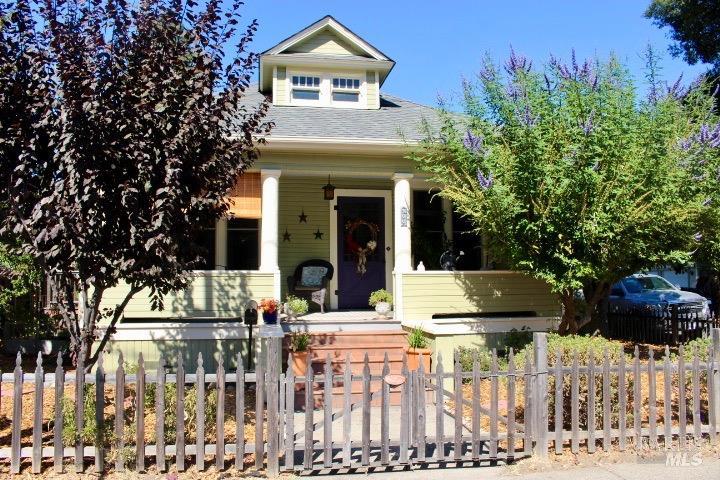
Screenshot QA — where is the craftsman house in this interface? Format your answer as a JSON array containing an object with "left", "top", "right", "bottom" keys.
[{"left": 100, "top": 16, "right": 559, "bottom": 372}]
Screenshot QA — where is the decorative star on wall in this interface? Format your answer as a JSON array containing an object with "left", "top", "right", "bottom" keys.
[
  {"left": 314, "top": 229, "right": 323, "bottom": 240},
  {"left": 298, "top": 209, "right": 308, "bottom": 223},
  {"left": 283, "top": 229, "right": 292, "bottom": 242}
]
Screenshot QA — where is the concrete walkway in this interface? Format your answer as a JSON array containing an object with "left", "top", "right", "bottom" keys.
[
  {"left": 294, "top": 405, "right": 457, "bottom": 443},
  {"left": 291, "top": 404, "right": 720, "bottom": 480}
]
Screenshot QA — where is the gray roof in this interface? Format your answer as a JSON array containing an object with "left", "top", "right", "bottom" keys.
[{"left": 240, "top": 88, "right": 440, "bottom": 143}]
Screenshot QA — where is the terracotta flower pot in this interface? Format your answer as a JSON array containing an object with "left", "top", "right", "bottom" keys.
[
  {"left": 290, "top": 350, "right": 310, "bottom": 376},
  {"left": 405, "top": 347, "right": 432, "bottom": 371}
]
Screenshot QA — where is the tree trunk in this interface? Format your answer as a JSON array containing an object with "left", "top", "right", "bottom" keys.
[
  {"left": 578, "top": 281, "right": 611, "bottom": 334},
  {"left": 557, "top": 291, "right": 578, "bottom": 335}
]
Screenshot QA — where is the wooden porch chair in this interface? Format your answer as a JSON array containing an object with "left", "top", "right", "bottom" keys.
[{"left": 286, "top": 260, "right": 334, "bottom": 313}]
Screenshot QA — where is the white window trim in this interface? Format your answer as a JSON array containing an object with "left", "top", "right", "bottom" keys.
[
  {"left": 331, "top": 75, "right": 363, "bottom": 105},
  {"left": 290, "top": 74, "right": 321, "bottom": 106},
  {"left": 287, "top": 69, "right": 367, "bottom": 109}
]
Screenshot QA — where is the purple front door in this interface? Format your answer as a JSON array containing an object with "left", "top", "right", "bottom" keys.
[{"left": 337, "top": 196, "right": 386, "bottom": 309}]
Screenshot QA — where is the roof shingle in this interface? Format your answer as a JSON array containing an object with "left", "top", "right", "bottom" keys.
[{"left": 240, "top": 88, "right": 440, "bottom": 143}]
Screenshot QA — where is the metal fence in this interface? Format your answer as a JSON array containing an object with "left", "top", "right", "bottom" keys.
[{"left": 607, "top": 304, "right": 720, "bottom": 345}]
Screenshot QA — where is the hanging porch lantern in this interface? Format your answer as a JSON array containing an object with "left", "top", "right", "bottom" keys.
[{"left": 322, "top": 175, "right": 335, "bottom": 200}]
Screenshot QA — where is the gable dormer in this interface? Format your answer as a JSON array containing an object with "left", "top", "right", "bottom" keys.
[{"left": 259, "top": 16, "right": 395, "bottom": 110}]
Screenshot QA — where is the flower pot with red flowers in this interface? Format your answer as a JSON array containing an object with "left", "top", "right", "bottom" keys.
[{"left": 259, "top": 298, "right": 280, "bottom": 324}]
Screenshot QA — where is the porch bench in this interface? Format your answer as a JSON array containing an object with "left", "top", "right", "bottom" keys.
[{"left": 287, "top": 259, "right": 334, "bottom": 313}]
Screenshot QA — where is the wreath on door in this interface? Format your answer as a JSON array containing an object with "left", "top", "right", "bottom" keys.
[{"left": 344, "top": 219, "right": 379, "bottom": 275}]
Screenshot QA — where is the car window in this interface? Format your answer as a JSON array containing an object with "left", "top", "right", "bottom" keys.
[
  {"left": 610, "top": 283, "right": 624, "bottom": 296},
  {"left": 635, "top": 276, "right": 676, "bottom": 290},
  {"left": 621, "top": 278, "right": 644, "bottom": 294}
]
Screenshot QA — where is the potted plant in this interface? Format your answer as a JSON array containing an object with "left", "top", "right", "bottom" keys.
[
  {"left": 259, "top": 298, "right": 280, "bottom": 324},
  {"left": 369, "top": 289, "right": 393, "bottom": 319},
  {"left": 405, "top": 326, "right": 432, "bottom": 371},
  {"left": 288, "top": 332, "right": 312, "bottom": 376},
  {"left": 284, "top": 295, "right": 309, "bottom": 321}
]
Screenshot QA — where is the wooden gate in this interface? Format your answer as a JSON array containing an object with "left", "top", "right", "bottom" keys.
[{"left": 278, "top": 348, "right": 531, "bottom": 473}]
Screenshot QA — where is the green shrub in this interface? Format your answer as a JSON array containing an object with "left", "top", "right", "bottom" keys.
[
  {"left": 368, "top": 289, "right": 393, "bottom": 306},
  {"left": 674, "top": 336, "right": 712, "bottom": 362},
  {"left": 504, "top": 326, "right": 533, "bottom": 353},
  {"left": 289, "top": 332, "right": 311, "bottom": 352},
  {"left": 407, "top": 326, "right": 428, "bottom": 349},
  {"left": 125, "top": 362, "right": 219, "bottom": 443},
  {"left": 60, "top": 385, "right": 114, "bottom": 447},
  {"left": 143, "top": 381, "right": 218, "bottom": 442},
  {"left": 513, "top": 334, "right": 631, "bottom": 430},
  {"left": 512, "top": 333, "right": 627, "bottom": 369},
  {"left": 456, "top": 346, "right": 493, "bottom": 370},
  {"left": 285, "top": 295, "right": 309, "bottom": 315}
]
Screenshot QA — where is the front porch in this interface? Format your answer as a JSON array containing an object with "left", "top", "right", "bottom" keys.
[{"left": 99, "top": 164, "right": 560, "bottom": 372}]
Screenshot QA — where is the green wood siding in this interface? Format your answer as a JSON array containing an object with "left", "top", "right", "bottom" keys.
[
  {"left": 102, "top": 271, "right": 275, "bottom": 319},
  {"left": 401, "top": 271, "right": 560, "bottom": 320},
  {"left": 274, "top": 66, "right": 288, "bottom": 105},
  {"left": 366, "top": 71, "right": 379, "bottom": 109},
  {"left": 102, "top": 338, "right": 253, "bottom": 372},
  {"left": 285, "top": 27, "right": 365, "bottom": 56},
  {"left": 278, "top": 175, "right": 393, "bottom": 297}
]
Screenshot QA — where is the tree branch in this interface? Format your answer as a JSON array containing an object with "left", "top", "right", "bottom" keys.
[{"left": 87, "top": 285, "right": 142, "bottom": 368}]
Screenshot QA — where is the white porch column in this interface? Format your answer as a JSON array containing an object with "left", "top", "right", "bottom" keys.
[
  {"left": 393, "top": 173, "right": 413, "bottom": 272},
  {"left": 259, "top": 169, "right": 281, "bottom": 273}
]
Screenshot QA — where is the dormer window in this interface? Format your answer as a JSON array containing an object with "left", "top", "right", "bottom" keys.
[
  {"left": 291, "top": 75, "right": 321, "bottom": 101},
  {"left": 285, "top": 70, "right": 368, "bottom": 108},
  {"left": 332, "top": 77, "right": 361, "bottom": 103}
]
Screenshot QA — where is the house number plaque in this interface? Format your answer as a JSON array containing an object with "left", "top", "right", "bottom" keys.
[{"left": 401, "top": 206, "right": 408, "bottom": 227}]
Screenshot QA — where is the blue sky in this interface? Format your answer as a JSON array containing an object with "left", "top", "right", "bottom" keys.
[{"left": 242, "top": 1, "right": 711, "bottom": 106}]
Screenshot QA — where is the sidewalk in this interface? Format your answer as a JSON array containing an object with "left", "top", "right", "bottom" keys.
[{"left": 317, "top": 456, "right": 720, "bottom": 480}]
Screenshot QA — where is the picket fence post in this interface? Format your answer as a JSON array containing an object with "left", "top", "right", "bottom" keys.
[
  {"left": 712, "top": 328, "right": 720, "bottom": 434},
  {"left": 10, "top": 352, "right": 22, "bottom": 474},
  {"left": 266, "top": 335, "right": 281, "bottom": 477},
  {"left": 75, "top": 353, "right": 85, "bottom": 473},
  {"left": 532, "top": 332, "right": 549, "bottom": 457},
  {"left": 94, "top": 352, "right": 105, "bottom": 472}
]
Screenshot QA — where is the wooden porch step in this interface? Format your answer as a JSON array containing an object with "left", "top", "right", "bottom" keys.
[
  {"left": 308, "top": 361, "right": 406, "bottom": 376},
  {"left": 297, "top": 330, "right": 408, "bottom": 347},
  {"left": 307, "top": 349, "right": 407, "bottom": 362},
  {"left": 283, "top": 329, "right": 410, "bottom": 407},
  {"left": 307, "top": 342, "right": 408, "bottom": 352}
]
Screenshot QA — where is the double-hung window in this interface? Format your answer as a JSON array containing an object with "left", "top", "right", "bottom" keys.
[
  {"left": 332, "top": 77, "right": 361, "bottom": 103},
  {"left": 291, "top": 75, "right": 321, "bottom": 101}
]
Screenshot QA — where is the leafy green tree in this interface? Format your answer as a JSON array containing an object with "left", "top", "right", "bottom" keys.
[
  {"left": 0, "top": 0, "right": 270, "bottom": 367},
  {"left": 676, "top": 105, "right": 720, "bottom": 305},
  {"left": 413, "top": 50, "right": 712, "bottom": 333},
  {"left": 646, "top": 0, "right": 720, "bottom": 69},
  {"left": 647, "top": 0, "right": 720, "bottom": 305},
  {"left": 0, "top": 239, "right": 39, "bottom": 315}
]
